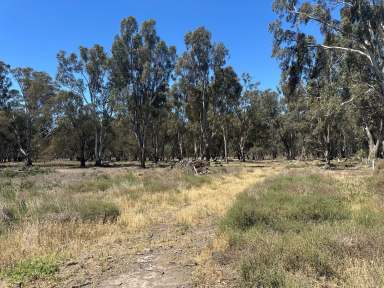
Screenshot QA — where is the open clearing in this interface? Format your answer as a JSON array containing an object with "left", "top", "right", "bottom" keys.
[
  {"left": 1, "top": 160, "right": 381, "bottom": 288},
  {"left": 0, "top": 161, "right": 280, "bottom": 287}
]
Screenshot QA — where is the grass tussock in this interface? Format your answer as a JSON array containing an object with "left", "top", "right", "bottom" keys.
[
  {"left": 0, "top": 255, "right": 59, "bottom": 284},
  {"left": 222, "top": 171, "right": 384, "bottom": 287}
]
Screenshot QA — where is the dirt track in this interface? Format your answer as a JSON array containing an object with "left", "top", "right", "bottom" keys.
[{"left": 27, "top": 164, "right": 280, "bottom": 288}]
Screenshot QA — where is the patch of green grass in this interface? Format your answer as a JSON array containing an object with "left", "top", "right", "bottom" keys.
[
  {"left": 1, "top": 255, "right": 59, "bottom": 283},
  {"left": 240, "top": 257, "right": 286, "bottom": 288},
  {"left": 223, "top": 178, "right": 349, "bottom": 232},
  {"left": 222, "top": 172, "right": 384, "bottom": 287}
]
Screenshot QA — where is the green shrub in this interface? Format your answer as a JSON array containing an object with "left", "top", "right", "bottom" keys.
[
  {"left": 241, "top": 256, "right": 286, "bottom": 288},
  {"left": 224, "top": 193, "right": 277, "bottom": 230},
  {"left": 1, "top": 255, "right": 59, "bottom": 283}
]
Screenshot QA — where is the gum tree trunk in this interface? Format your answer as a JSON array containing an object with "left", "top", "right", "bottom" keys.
[
  {"left": 222, "top": 126, "right": 228, "bottom": 163},
  {"left": 324, "top": 124, "right": 331, "bottom": 167},
  {"left": 239, "top": 136, "right": 246, "bottom": 162},
  {"left": 365, "top": 121, "right": 382, "bottom": 169},
  {"left": 178, "top": 131, "right": 183, "bottom": 160}
]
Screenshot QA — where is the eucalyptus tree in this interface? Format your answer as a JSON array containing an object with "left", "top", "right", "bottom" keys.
[
  {"left": 0, "top": 61, "right": 12, "bottom": 110},
  {"left": 298, "top": 48, "right": 343, "bottom": 165},
  {"left": 250, "top": 89, "right": 281, "bottom": 159},
  {"left": 10, "top": 68, "right": 56, "bottom": 166},
  {"left": 169, "top": 81, "right": 188, "bottom": 160},
  {"left": 0, "top": 61, "right": 15, "bottom": 162},
  {"left": 177, "top": 27, "right": 228, "bottom": 160},
  {"left": 353, "top": 84, "right": 384, "bottom": 161},
  {"left": 110, "top": 17, "right": 176, "bottom": 168},
  {"left": 271, "top": 0, "right": 384, "bottom": 161},
  {"left": 276, "top": 106, "right": 299, "bottom": 160},
  {"left": 54, "top": 91, "right": 94, "bottom": 167},
  {"left": 211, "top": 66, "right": 242, "bottom": 162},
  {"left": 56, "top": 44, "right": 110, "bottom": 166},
  {"left": 231, "top": 74, "right": 257, "bottom": 161}
]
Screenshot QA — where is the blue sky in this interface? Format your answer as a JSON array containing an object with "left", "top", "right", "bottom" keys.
[{"left": 1, "top": 0, "right": 281, "bottom": 90}]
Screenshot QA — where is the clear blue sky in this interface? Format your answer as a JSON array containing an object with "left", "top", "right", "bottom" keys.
[{"left": 0, "top": 0, "right": 281, "bottom": 90}]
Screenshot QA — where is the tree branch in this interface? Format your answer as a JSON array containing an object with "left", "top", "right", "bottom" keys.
[{"left": 317, "top": 44, "right": 374, "bottom": 66}]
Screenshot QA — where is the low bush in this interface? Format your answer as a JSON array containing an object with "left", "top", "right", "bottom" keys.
[{"left": 1, "top": 255, "right": 59, "bottom": 283}]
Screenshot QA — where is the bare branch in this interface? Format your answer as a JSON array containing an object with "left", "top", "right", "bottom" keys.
[
  {"left": 341, "top": 97, "right": 354, "bottom": 106},
  {"left": 318, "top": 44, "right": 374, "bottom": 66}
]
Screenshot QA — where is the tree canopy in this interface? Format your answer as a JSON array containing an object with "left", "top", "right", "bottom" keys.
[{"left": 0, "top": 9, "right": 383, "bottom": 167}]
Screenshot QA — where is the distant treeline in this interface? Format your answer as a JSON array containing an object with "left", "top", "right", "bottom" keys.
[{"left": 1, "top": 1, "right": 383, "bottom": 167}]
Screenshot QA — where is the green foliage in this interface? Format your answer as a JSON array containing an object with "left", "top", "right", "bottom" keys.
[
  {"left": 1, "top": 255, "right": 59, "bottom": 283},
  {"left": 110, "top": 16, "right": 176, "bottom": 167},
  {"left": 0, "top": 4, "right": 382, "bottom": 164}
]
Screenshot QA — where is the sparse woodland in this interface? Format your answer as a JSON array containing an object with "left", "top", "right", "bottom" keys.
[
  {"left": 3, "top": 1, "right": 384, "bottom": 288},
  {"left": 1, "top": 1, "right": 384, "bottom": 168}
]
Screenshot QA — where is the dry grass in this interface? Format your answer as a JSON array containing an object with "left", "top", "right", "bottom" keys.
[{"left": 0, "top": 161, "right": 279, "bottom": 285}]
